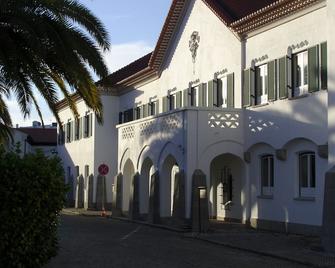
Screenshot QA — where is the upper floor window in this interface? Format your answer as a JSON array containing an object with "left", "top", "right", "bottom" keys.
[
  {"left": 123, "top": 109, "right": 133, "bottom": 123},
  {"left": 85, "top": 165, "right": 89, "bottom": 178},
  {"left": 83, "top": 113, "right": 93, "bottom": 138},
  {"left": 134, "top": 106, "right": 142, "bottom": 120},
  {"left": 261, "top": 155, "right": 274, "bottom": 196},
  {"left": 149, "top": 101, "right": 157, "bottom": 116},
  {"left": 169, "top": 93, "right": 176, "bottom": 111},
  {"left": 255, "top": 64, "right": 268, "bottom": 105},
  {"left": 298, "top": 152, "right": 315, "bottom": 198},
  {"left": 75, "top": 118, "right": 80, "bottom": 140},
  {"left": 293, "top": 50, "right": 308, "bottom": 97},
  {"left": 190, "top": 86, "right": 198, "bottom": 107},
  {"left": 66, "top": 121, "right": 72, "bottom": 143}
]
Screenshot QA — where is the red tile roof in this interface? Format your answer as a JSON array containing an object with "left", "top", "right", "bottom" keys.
[
  {"left": 19, "top": 128, "right": 57, "bottom": 146},
  {"left": 97, "top": 52, "right": 153, "bottom": 87}
]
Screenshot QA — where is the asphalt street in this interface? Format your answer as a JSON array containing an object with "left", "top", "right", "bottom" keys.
[{"left": 47, "top": 215, "right": 308, "bottom": 268}]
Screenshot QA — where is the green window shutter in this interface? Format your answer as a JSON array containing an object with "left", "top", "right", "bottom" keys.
[
  {"left": 162, "top": 96, "right": 168, "bottom": 112},
  {"left": 242, "top": 69, "right": 251, "bottom": 107},
  {"left": 321, "top": 42, "right": 327, "bottom": 90},
  {"left": 155, "top": 100, "right": 160, "bottom": 114},
  {"left": 217, "top": 79, "right": 223, "bottom": 107},
  {"left": 278, "top": 57, "right": 288, "bottom": 99},
  {"left": 268, "top": 60, "right": 276, "bottom": 101},
  {"left": 198, "top": 83, "right": 207, "bottom": 107},
  {"left": 207, "top": 80, "right": 213, "bottom": 107},
  {"left": 227, "top": 73, "right": 234, "bottom": 108},
  {"left": 213, "top": 79, "right": 218, "bottom": 107},
  {"left": 308, "top": 45, "right": 320, "bottom": 92},
  {"left": 176, "top": 91, "right": 182, "bottom": 108},
  {"left": 143, "top": 104, "right": 148, "bottom": 118},
  {"left": 88, "top": 114, "right": 93, "bottom": 137},
  {"left": 79, "top": 117, "right": 83, "bottom": 139},
  {"left": 183, "top": 88, "right": 189, "bottom": 107}
]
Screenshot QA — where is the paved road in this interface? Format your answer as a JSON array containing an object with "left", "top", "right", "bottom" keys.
[{"left": 47, "top": 215, "right": 308, "bottom": 268}]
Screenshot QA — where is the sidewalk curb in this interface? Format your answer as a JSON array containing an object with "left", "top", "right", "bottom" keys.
[{"left": 189, "top": 235, "right": 325, "bottom": 268}]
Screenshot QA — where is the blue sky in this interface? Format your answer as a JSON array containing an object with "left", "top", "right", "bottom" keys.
[{"left": 9, "top": 0, "right": 172, "bottom": 127}]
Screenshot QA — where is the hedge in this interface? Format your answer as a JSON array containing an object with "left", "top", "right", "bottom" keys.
[{"left": 0, "top": 146, "right": 68, "bottom": 268}]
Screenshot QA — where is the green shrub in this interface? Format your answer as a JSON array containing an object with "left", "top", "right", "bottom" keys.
[{"left": 0, "top": 146, "right": 68, "bottom": 268}]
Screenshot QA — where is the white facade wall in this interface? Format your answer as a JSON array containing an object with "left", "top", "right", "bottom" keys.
[{"left": 58, "top": 0, "right": 331, "bottom": 233}]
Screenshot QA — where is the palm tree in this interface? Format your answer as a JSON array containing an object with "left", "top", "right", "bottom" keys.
[{"left": 0, "top": 0, "right": 110, "bottom": 141}]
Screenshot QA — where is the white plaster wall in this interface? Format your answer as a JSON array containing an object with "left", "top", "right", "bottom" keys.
[
  {"left": 327, "top": 0, "right": 335, "bottom": 166},
  {"left": 57, "top": 99, "right": 95, "bottom": 202},
  {"left": 249, "top": 140, "right": 328, "bottom": 227},
  {"left": 94, "top": 94, "right": 120, "bottom": 204},
  {"left": 118, "top": 0, "right": 242, "bottom": 112}
]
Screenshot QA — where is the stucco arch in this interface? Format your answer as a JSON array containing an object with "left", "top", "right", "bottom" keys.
[
  {"left": 246, "top": 142, "right": 276, "bottom": 153},
  {"left": 157, "top": 141, "right": 183, "bottom": 171},
  {"left": 199, "top": 140, "right": 244, "bottom": 174},
  {"left": 137, "top": 145, "right": 156, "bottom": 172},
  {"left": 122, "top": 158, "right": 135, "bottom": 213},
  {"left": 282, "top": 137, "right": 319, "bottom": 150},
  {"left": 139, "top": 157, "right": 155, "bottom": 215},
  {"left": 119, "top": 148, "right": 133, "bottom": 172}
]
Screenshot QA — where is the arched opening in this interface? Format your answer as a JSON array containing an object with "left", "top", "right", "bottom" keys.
[
  {"left": 139, "top": 157, "right": 154, "bottom": 216},
  {"left": 210, "top": 153, "right": 245, "bottom": 222},
  {"left": 160, "top": 155, "right": 179, "bottom": 218},
  {"left": 122, "top": 159, "right": 135, "bottom": 214}
]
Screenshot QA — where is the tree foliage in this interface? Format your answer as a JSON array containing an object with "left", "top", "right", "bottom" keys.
[
  {"left": 0, "top": 146, "right": 68, "bottom": 268},
  {"left": 0, "top": 0, "right": 110, "bottom": 140}
]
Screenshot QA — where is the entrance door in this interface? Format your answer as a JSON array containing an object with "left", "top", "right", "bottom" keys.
[{"left": 216, "top": 167, "right": 233, "bottom": 219}]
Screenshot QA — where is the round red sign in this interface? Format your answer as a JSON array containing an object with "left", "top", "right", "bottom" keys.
[{"left": 98, "top": 164, "right": 109, "bottom": 176}]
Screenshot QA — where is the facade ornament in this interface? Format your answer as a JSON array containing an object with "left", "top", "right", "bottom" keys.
[{"left": 189, "top": 31, "right": 200, "bottom": 74}]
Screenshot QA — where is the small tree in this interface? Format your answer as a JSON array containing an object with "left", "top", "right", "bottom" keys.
[{"left": 0, "top": 147, "right": 68, "bottom": 268}]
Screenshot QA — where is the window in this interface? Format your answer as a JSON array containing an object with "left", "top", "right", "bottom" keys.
[
  {"left": 75, "top": 118, "right": 80, "bottom": 140},
  {"left": 190, "top": 86, "right": 198, "bottom": 107},
  {"left": 75, "top": 165, "right": 80, "bottom": 178},
  {"left": 66, "top": 121, "right": 72, "bottom": 143},
  {"left": 261, "top": 155, "right": 274, "bottom": 196},
  {"left": 293, "top": 51, "right": 308, "bottom": 96},
  {"left": 256, "top": 64, "right": 268, "bottom": 105},
  {"left": 84, "top": 114, "right": 90, "bottom": 137},
  {"left": 169, "top": 93, "right": 176, "bottom": 111},
  {"left": 123, "top": 109, "right": 133, "bottom": 123},
  {"left": 134, "top": 106, "right": 142, "bottom": 120},
  {"left": 149, "top": 101, "right": 157, "bottom": 116},
  {"left": 218, "top": 77, "right": 228, "bottom": 108},
  {"left": 85, "top": 165, "right": 89, "bottom": 178},
  {"left": 299, "top": 152, "right": 316, "bottom": 197}
]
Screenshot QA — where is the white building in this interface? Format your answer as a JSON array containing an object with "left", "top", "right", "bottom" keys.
[{"left": 57, "top": 0, "right": 335, "bottom": 235}]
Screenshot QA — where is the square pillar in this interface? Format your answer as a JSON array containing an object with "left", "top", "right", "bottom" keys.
[
  {"left": 129, "top": 172, "right": 140, "bottom": 220},
  {"left": 148, "top": 171, "right": 160, "bottom": 224},
  {"left": 191, "top": 169, "right": 209, "bottom": 232}
]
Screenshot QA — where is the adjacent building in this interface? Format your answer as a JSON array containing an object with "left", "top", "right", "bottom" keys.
[{"left": 57, "top": 0, "right": 334, "bottom": 235}]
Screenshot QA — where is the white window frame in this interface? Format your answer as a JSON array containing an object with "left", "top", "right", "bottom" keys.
[
  {"left": 260, "top": 154, "right": 274, "bottom": 196},
  {"left": 294, "top": 50, "right": 309, "bottom": 97},
  {"left": 256, "top": 64, "right": 268, "bottom": 105},
  {"left": 298, "top": 152, "right": 316, "bottom": 198}
]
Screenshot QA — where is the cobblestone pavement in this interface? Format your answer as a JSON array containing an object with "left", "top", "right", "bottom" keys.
[{"left": 47, "top": 214, "right": 310, "bottom": 268}]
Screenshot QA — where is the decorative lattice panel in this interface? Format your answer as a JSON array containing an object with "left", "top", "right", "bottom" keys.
[
  {"left": 208, "top": 112, "right": 240, "bottom": 129},
  {"left": 121, "top": 126, "right": 135, "bottom": 140},
  {"left": 161, "top": 115, "right": 182, "bottom": 132},
  {"left": 139, "top": 120, "right": 156, "bottom": 136}
]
